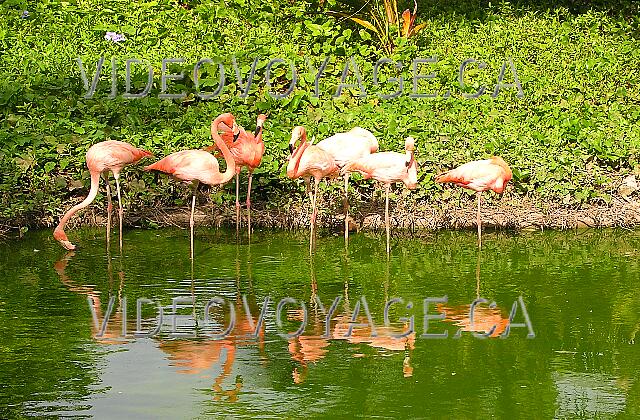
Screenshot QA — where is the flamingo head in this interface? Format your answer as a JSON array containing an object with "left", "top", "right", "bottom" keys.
[
  {"left": 404, "top": 137, "right": 416, "bottom": 167},
  {"left": 216, "top": 113, "right": 239, "bottom": 140},
  {"left": 231, "top": 121, "right": 241, "bottom": 141},
  {"left": 53, "top": 228, "right": 76, "bottom": 250},
  {"left": 289, "top": 126, "right": 307, "bottom": 156},
  {"left": 254, "top": 114, "right": 267, "bottom": 137},
  {"left": 490, "top": 156, "right": 512, "bottom": 191}
]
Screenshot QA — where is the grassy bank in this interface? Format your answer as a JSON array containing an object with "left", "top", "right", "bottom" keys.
[{"left": 1, "top": 0, "right": 639, "bottom": 231}]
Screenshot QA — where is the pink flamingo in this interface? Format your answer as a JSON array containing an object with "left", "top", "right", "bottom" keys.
[
  {"left": 341, "top": 137, "right": 417, "bottom": 253},
  {"left": 315, "top": 127, "right": 379, "bottom": 241},
  {"left": 435, "top": 156, "right": 512, "bottom": 247},
  {"left": 206, "top": 114, "right": 268, "bottom": 228},
  {"left": 53, "top": 140, "right": 152, "bottom": 251},
  {"left": 287, "top": 126, "right": 338, "bottom": 249},
  {"left": 144, "top": 113, "right": 239, "bottom": 259}
]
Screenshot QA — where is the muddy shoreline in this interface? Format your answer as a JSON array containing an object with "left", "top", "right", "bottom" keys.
[{"left": 5, "top": 194, "right": 640, "bottom": 238}]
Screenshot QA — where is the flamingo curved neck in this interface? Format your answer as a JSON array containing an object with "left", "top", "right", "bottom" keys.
[
  {"left": 54, "top": 171, "right": 102, "bottom": 247},
  {"left": 211, "top": 117, "right": 237, "bottom": 184},
  {"left": 287, "top": 136, "right": 310, "bottom": 178}
]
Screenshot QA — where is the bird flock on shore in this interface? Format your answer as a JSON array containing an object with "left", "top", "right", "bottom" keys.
[{"left": 53, "top": 112, "right": 512, "bottom": 255}]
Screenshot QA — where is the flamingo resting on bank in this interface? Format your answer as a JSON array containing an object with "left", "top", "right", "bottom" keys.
[
  {"left": 315, "top": 127, "right": 379, "bottom": 241},
  {"left": 287, "top": 126, "right": 338, "bottom": 249},
  {"left": 341, "top": 137, "right": 418, "bottom": 253},
  {"left": 53, "top": 140, "right": 152, "bottom": 251},
  {"left": 435, "top": 156, "right": 512, "bottom": 248},
  {"left": 144, "top": 113, "right": 239, "bottom": 260},
  {"left": 206, "top": 114, "right": 267, "bottom": 229}
]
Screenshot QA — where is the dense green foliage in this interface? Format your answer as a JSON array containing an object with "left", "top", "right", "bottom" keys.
[{"left": 1, "top": 0, "right": 639, "bottom": 226}]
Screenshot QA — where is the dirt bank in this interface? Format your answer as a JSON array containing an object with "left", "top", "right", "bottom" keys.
[{"left": 7, "top": 193, "right": 640, "bottom": 238}]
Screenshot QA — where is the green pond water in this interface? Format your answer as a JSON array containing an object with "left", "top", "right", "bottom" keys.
[{"left": 1, "top": 227, "right": 639, "bottom": 418}]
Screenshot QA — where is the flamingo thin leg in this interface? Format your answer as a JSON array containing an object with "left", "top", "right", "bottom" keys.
[
  {"left": 304, "top": 177, "right": 312, "bottom": 221},
  {"left": 385, "top": 183, "right": 390, "bottom": 254},
  {"left": 235, "top": 173, "right": 240, "bottom": 232},
  {"left": 310, "top": 178, "right": 320, "bottom": 252},
  {"left": 477, "top": 192, "right": 482, "bottom": 249},
  {"left": 114, "top": 174, "right": 123, "bottom": 251},
  {"left": 344, "top": 173, "right": 349, "bottom": 243},
  {"left": 190, "top": 182, "right": 199, "bottom": 262},
  {"left": 247, "top": 172, "right": 252, "bottom": 238},
  {"left": 104, "top": 173, "right": 112, "bottom": 248},
  {"left": 246, "top": 172, "right": 253, "bottom": 210}
]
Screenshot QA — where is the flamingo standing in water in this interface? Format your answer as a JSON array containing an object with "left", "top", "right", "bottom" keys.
[
  {"left": 145, "top": 113, "right": 239, "bottom": 259},
  {"left": 341, "top": 137, "right": 418, "bottom": 253},
  {"left": 435, "top": 156, "right": 512, "bottom": 248},
  {"left": 315, "top": 127, "right": 379, "bottom": 241},
  {"left": 287, "top": 126, "right": 338, "bottom": 249},
  {"left": 53, "top": 140, "right": 152, "bottom": 250},
  {"left": 206, "top": 114, "right": 268, "bottom": 229}
]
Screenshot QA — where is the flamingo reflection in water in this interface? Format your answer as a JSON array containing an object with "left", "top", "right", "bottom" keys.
[
  {"left": 54, "top": 249, "right": 266, "bottom": 402},
  {"left": 157, "top": 295, "right": 266, "bottom": 402},
  {"left": 159, "top": 243, "right": 266, "bottom": 401},
  {"left": 54, "top": 251, "right": 129, "bottom": 344},
  {"left": 437, "top": 302, "right": 511, "bottom": 338},
  {"left": 437, "top": 252, "right": 511, "bottom": 338},
  {"left": 286, "top": 252, "right": 414, "bottom": 384},
  {"left": 286, "top": 308, "right": 416, "bottom": 383}
]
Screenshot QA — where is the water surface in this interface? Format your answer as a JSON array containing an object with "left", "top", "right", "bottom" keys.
[{"left": 0, "top": 228, "right": 639, "bottom": 418}]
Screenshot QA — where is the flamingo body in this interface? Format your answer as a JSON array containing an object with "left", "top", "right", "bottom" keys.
[
  {"left": 435, "top": 156, "right": 512, "bottom": 193},
  {"left": 287, "top": 142, "right": 338, "bottom": 181},
  {"left": 144, "top": 150, "right": 228, "bottom": 186},
  {"left": 342, "top": 151, "right": 418, "bottom": 189},
  {"left": 53, "top": 140, "right": 152, "bottom": 250},
  {"left": 85, "top": 141, "right": 151, "bottom": 174},
  {"left": 315, "top": 127, "right": 378, "bottom": 166}
]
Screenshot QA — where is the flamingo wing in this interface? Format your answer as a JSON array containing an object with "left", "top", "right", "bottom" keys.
[{"left": 316, "top": 129, "right": 378, "bottom": 166}]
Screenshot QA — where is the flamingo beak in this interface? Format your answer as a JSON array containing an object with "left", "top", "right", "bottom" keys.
[
  {"left": 232, "top": 122, "right": 240, "bottom": 141},
  {"left": 60, "top": 240, "right": 76, "bottom": 250}
]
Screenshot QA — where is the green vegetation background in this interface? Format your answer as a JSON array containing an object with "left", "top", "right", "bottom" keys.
[{"left": 1, "top": 0, "right": 639, "bottom": 227}]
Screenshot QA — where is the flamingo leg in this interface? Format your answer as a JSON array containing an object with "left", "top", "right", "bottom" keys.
[
  {"left": 304, "top": 177, "right": 312, "bottom": 219},
  {"left": 385, "top": 183, "right": 390, "bottom": 254},
  {"left": 190, "top": 181, "right": 199, "bottom": 262},
  {"left": 246, "top": 172, "right": 253, "bottom": 210},
  {"left": 477, "top": 192, "right": 482, "bottom": 249},
  {"left": 247, "top": 172, "right": 252, "bottom": 239},
  {"left": 114, "top": 173, "right": 123, "bottom": 251},
  {"left": 344, "top": 173, "right": 349, "bottom": 243},
  {"left": 310, "top": 178, "right": 320, "bottom": 252},
  {"left": 104, "top": 173, "right": 112, "bottom": 248},
  {"left": 235, "top": 173, "right": 240, "bottom": 232}
]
